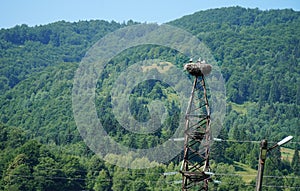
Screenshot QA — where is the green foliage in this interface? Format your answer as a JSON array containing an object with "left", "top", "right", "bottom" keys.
[
  {"left": 210, "top": 162, "right": 246, "bottom": 191},
  {"left": 33, "top": 157, "right": 62, "bottom": 191},
  {"left": 292, "top": 146, "right": 300, "bottom": 175},
  {"left": 4, "top": 162, "right": 33, "bottom": 191},
  {"left": 93, "top": 169, "right": 111, "bottom": 191}
]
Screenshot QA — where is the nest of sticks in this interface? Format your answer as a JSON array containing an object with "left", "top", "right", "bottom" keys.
[{"left": 184, "top": 61, "right": 212, "bottom": 76}]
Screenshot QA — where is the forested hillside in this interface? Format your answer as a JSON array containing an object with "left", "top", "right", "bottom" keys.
[{"left": 0, "top": 7, "right": 299, "bottom": 190}]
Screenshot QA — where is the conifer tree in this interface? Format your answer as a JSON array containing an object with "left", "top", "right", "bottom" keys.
[{"left": 292, "top": 146, "right": 300, "bottom": 175}]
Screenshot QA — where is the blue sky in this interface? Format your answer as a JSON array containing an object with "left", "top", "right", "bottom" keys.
[{"left": 1, "top": 0, "right": 299, "bottom": 29}]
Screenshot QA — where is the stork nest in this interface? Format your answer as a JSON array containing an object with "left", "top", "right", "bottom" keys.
[{"left": 184, "top": 62, "right": 212, "bottom": 76}]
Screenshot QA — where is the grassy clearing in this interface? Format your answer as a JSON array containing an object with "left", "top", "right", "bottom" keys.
[
  {"left": 141, "top": 61, "right": 173, "bottom": 73},
  {"left": 233, "top": 147, "right": 295, "bottom": 184},
  {"left": 234, "top": 161, "right": 257, "bottom": 183},
  {"left": 281, "top": 147, "right": 295, "bottom": 162},
  {"left": 229, "top": 101, "right": 256, "bottom": 115}
]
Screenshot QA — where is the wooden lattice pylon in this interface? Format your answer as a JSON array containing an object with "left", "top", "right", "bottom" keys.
[{"left": 181, "top": 60, "right": 212, "bottom": 191}]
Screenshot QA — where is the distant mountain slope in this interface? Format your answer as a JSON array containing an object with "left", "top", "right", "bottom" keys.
[
  {"left": 171, "top": 6, "right": 299, "bottom": 28},
  {"left": 169, "top": 6, "right": 300, "bottom": 104},
  {"left": 0, "top": 6, "right": 299, "bottom": 148},
  {"left": 1, "top": 62, "right": 79, "bottom": 144},
  {"left": 0, "top": 20, "right": 124, "bottom": 94}
]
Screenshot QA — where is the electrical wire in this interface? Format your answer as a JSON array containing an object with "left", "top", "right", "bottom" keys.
[
  {"left": 7, "top": 166, "right": 300, "bottom": 180},
  {"left": 33, "top": 132, "right": 300, "bottom": 146},
  {"left": 213, "top": 138, "right": 300, "bottom": 145},
  {"left": 243, "top": 183, "right": 300, "bottom": 189},
  {"left": 6, "top": 174, "right": 300, "bottom": 189},
  {"left": 213, "top": 173, "right": 300, "bottom": 179},
  {"left": 265, "top": 150, "right": 299, "bottom": 189}
]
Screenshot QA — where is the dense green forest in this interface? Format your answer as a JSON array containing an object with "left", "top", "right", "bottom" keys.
[{"left": 0, "top": 6, "right": 299, "bottom": 190}]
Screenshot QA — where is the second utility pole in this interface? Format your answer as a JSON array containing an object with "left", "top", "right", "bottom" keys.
[{"left": 256, "top": 140, "right": 268, "bottom": 191}]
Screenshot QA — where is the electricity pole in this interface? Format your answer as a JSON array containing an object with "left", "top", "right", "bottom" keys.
[
  {"left": 256, "top": 136, "right": 293, "bottom": 191},
  {"left": 256, "top": 140, "right": 268, "bottom": 191},
  {"left": 181, "top": 59, "right": 212, "bottom": 191}
]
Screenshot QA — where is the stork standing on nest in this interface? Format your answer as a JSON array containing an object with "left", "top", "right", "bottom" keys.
[{"left": 184, "top": 58, "right": 212, "bottom": 76}]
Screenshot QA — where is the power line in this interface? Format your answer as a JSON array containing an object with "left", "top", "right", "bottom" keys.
[
  {"left": 7, "top": 174, "right": 300, "bottom": 189},
  {"left": 8, "top": 164, "right": 300, "bottom": 180},
  {"left": 171, "top": 137, "right": 300, "bottom": 144},
  {"left": 244, "top": 183, "right": 300, "bottom": 189},
  {"left": 213, "top": 173, "right": 300, "bottom": 179},
  {"left": 213, "top": 138, "right": 300, "bottom": 145},
  {"left": 32, "top": 133, "right": 300, "bottom": 145},
  {"left": 7, "top": 174, "right": 87, "bottom": 181}
]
